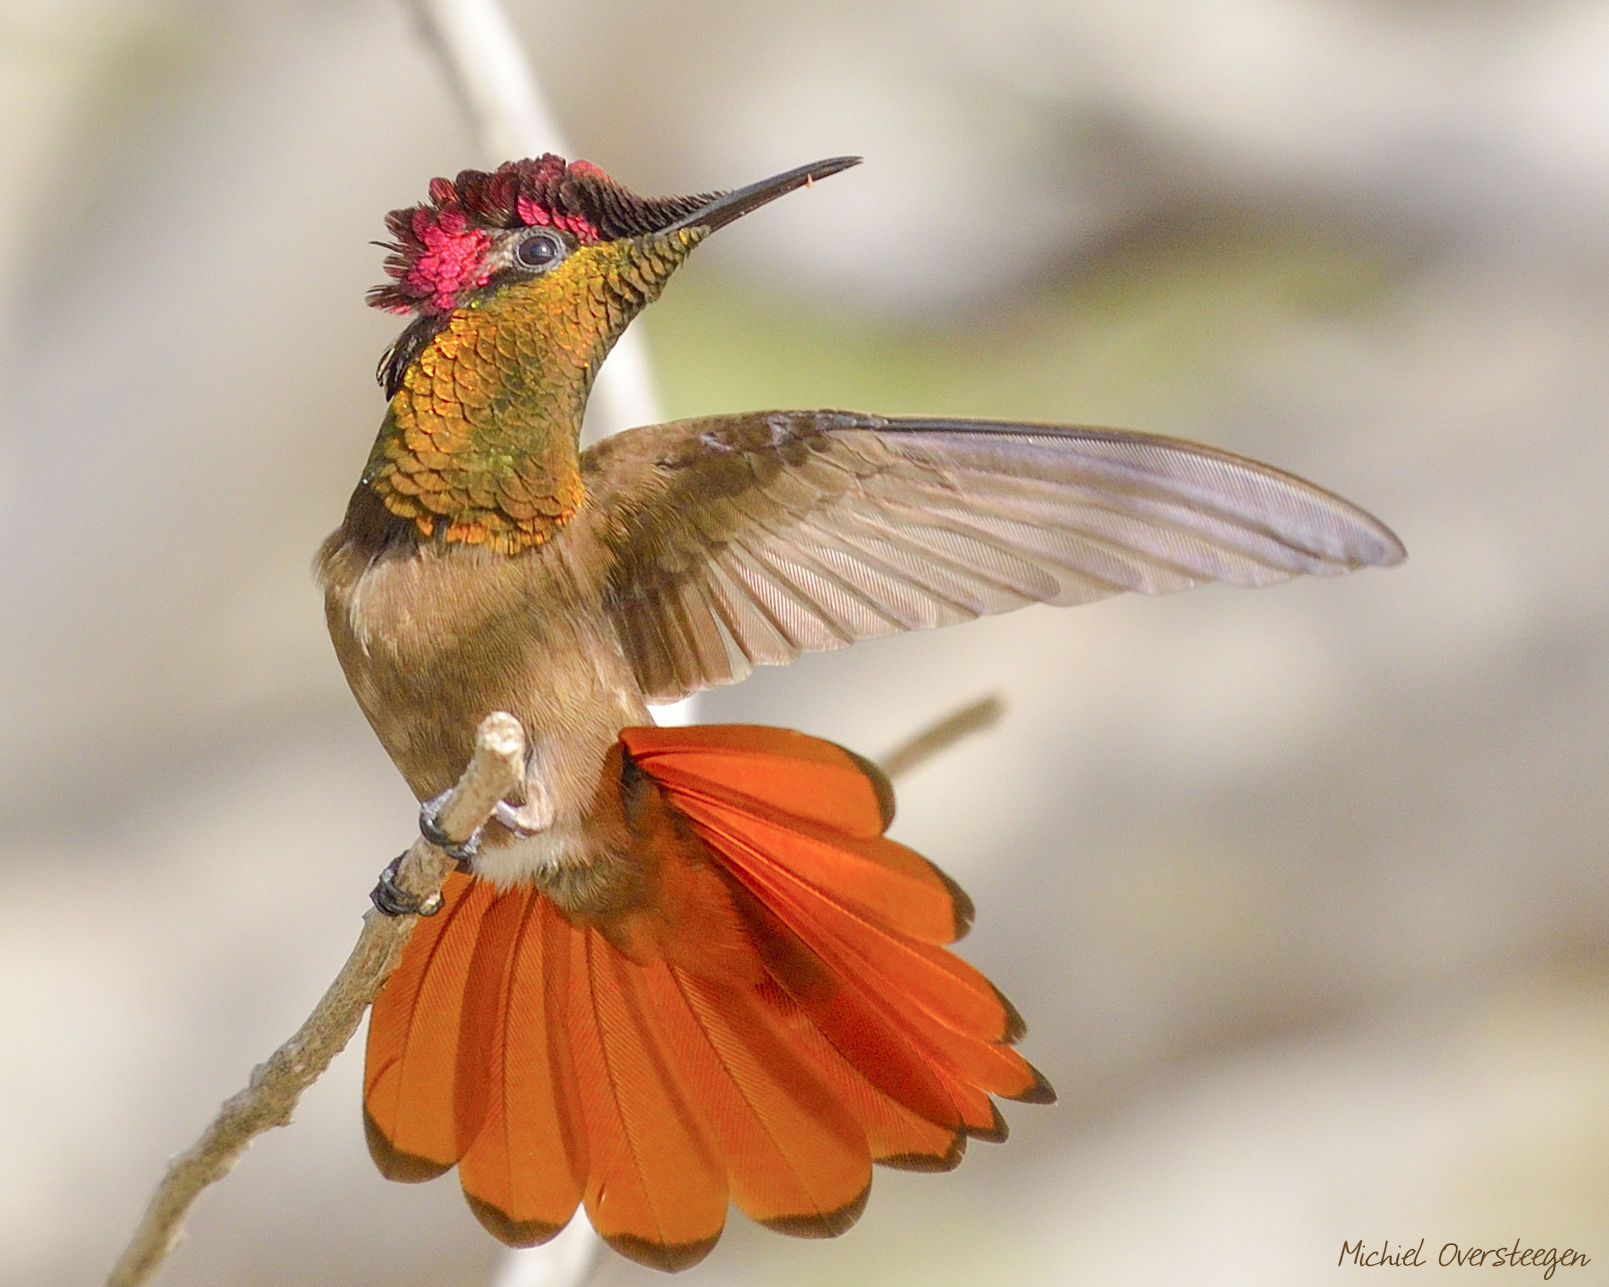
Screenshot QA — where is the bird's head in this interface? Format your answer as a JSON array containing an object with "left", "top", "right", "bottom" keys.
[{"left": 369, "top": 154, "right": 860, "bottom": 398}]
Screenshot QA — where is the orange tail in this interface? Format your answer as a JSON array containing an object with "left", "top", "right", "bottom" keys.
[{"left": 363, "top": 725, "right": 1052, "bottom": 1271}]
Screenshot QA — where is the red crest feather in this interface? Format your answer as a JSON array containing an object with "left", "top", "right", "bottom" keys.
[{"left": 367, "top": 155, "right": 716, "bottom": 315}]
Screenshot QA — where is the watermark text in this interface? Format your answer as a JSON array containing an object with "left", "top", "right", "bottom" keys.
[{"left": 1339, "top": 1239, "right": 1590, "bottom": 1280}]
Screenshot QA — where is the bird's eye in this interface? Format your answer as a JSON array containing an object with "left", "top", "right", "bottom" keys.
[{"left": 513, "top": 230, "right": 565, "bottom": 271}]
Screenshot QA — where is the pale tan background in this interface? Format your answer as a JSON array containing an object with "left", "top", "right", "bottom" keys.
[{"left": 3, "top": 2, "right": 1607, "bottom": 1285}]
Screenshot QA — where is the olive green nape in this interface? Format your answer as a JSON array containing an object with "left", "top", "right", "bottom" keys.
[{"left": 362, "top": 231, "right": 705, "bottom": 554}]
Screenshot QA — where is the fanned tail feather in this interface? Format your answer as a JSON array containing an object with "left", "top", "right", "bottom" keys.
[{"left": 363, "top": 724, "right": 1051, "bottom": 1271}]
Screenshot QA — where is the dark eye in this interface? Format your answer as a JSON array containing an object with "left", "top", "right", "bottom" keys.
[{"left": 513, "top": 229, "right": 565, "bottom": 271}]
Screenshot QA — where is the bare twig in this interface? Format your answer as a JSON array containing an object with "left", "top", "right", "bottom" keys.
[
  {"left": 106, "top": 713, "right": 528, "bottom": 1287},
  {"left": 402, "top": 0, "right": 563, "bottom": 164},
  {"left": 879, "top": 694, "right": 1005, "bottom": 780}
]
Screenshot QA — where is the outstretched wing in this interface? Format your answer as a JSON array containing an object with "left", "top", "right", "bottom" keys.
[{"left": 574, "top": 411, "right": 1404, "bottom": 703}]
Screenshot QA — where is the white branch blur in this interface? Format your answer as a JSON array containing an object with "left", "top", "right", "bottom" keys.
[{"left": 400, "top": 4, "right": 671, "bottom": 1281}]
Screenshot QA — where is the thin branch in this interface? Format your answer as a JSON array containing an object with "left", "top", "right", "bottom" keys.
[
  {"left": 402, "top": 0, "right": 564, "bottom": 164},
  {"left": 879, "top": 694, "right": 1005, "bottom": 780},
  {"left": 106, "top": 713, "right": 528, "bottom": 1287}
]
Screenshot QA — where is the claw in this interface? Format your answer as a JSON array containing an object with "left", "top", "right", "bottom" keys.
[
  {"left": 370, "top": 852, "right": 444, "bottom": 918},
  {"left": 418, "top": 790, "right": 480, "bottom": 867},
  {"left": 494, "top": 775, "right": 553, "bottom": 837},
  {"left": 494, "top": 798, "right": 550, "bottom": 836}
]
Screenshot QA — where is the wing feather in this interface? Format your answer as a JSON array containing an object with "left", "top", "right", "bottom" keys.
[{"left": 576, "top": 411, "right": 1404, "bottom": 701}]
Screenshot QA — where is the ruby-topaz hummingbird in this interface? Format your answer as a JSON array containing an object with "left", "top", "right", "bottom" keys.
[{"left": 317, "top": 154, "right": 1403, "bottom": 1271}]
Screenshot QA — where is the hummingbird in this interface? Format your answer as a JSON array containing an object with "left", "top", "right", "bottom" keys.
[{"left": 318, "top": 154, "right": 1403, "bottom": 1271}]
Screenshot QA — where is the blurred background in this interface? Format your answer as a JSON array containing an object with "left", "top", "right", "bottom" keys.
[{"left": 4, "top": 1, "right": 1607, "bottom": 1284}]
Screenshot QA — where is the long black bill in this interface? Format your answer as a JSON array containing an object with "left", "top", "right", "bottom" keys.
[{"left": 668, "top": 156, "right": 862, "bottom": 234}]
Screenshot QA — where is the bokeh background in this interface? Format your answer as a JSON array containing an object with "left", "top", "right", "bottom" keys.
[{"left": 4, "top": 1, "right": 1607, "bottom": 1284}]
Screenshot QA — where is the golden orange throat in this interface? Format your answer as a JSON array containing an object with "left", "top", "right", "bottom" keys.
[
  {"left": 361, "top": 234, "right": 702, "bottom": 553},
  {"left": 364, "top": 299, "right": 588, "bottom": 553}
]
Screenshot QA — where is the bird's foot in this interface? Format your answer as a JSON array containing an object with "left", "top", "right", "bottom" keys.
[
  {"left": 371, "top": 786, "right": 490, "bottom": 917},
  {"left": 385, "top": 791, "right": 547, "bottom": 916},
  {"left": 369, "top": 852, "right": 445, "bottom": 918},
  {"left": 418, "top": 790, "right": 482, "bottom": 867}
]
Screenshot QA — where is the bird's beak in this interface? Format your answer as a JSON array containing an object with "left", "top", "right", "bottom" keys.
[{"left": 666, "top": 156, "right": 862, "bottom": 235}]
